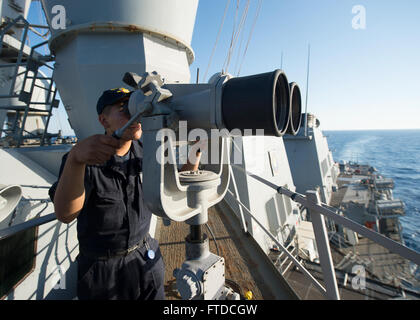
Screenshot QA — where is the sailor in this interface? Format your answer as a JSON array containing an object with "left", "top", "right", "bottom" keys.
[{"left": 49, "top": 88, "right": 200, "bottom": 300}]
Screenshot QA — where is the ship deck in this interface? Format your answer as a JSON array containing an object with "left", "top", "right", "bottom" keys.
[
  {"left": 266, "top": 169, "right": 420, "bottom": 300},
  {"left": 330, "top": 173, "right": 370, "bottom": 207},
  {"left": 268, "top": 221, "right": 420, "bottom": 300},
  {"left": 325, "top": 171, "right": 420, "bottom": 298},
  {"left": 156, "top": 169, "right": 419, "bottom": 300},
  {"left": 156, "top": 201, "right": 298, "bottom": 300}
]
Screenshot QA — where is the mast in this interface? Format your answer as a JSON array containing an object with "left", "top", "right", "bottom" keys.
[
  {"left": 280, "top": 51, "right": 284, "bottom": 70},
  {"left": 304, "top": 44, "right": 311, "bottom": 137}
]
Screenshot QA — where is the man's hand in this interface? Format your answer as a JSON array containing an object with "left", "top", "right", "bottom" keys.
[
  {"left": 69, "top": 134, "right": 120, "bottom": 165},
  {"left": 180, "top": 139, "right": 206, "bottom": 172},
  {"left": 54, "top": 135, "right": 119, "bottom": 224}
]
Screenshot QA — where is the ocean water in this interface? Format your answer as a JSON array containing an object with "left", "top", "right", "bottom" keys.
[{"left": 324, "top": 130, "right": 420, "bottom": 253}]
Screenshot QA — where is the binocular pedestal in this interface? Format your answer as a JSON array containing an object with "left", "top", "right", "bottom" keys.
[
  {"left": 172, "top": 171, "right": 240, "bottom": 300},
  {"left": 140, "top": 114, "right": 233, "bottom": 299}
]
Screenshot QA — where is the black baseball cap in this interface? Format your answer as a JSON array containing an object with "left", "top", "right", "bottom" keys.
[{"left": 96, "top": 87, "right": 132, "bottom": 115}]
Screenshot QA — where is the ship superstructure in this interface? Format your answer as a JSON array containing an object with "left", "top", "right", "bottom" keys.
[{"left": 277, "top": 114, "right": 420, "bottom": 299}]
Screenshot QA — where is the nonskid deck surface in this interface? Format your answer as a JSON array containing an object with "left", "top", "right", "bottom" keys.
[
  {"left": 325, "top": 170, "right": 420, "bottom": 298},
  {"left": 273, "top": 245, "right": 418, "bottom": 300},
  {"left": 157, "top": 205, "right": 278, "bottom": 300},
  {"left": 265, "top": 166, "right": 420, "bottom": 300}
]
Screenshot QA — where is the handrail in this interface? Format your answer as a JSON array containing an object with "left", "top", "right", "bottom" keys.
[
  {"left": 0, "top": 213, "right": 57, "bottom": 241},
  {"left": 230, "top": 164, "right": 420, "bottom": 300},
  {"left": 226, "top": 189, "right": 328, "bottom": 297},
  {"left": 232, "top": 165, "right": 420, "bottom": 266}
]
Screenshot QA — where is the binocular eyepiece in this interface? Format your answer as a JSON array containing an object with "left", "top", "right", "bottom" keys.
[
  {"left": 286, "top": 82, "right": 302, "bottom": 135},
  {"left": 221, "top": 69, "right": 302, "bottom": 137}
]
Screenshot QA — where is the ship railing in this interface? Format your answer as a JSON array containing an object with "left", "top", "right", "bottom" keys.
[
  {"left": 226, "top": 188, "right": 330, "bottom": 298},
  {"left": 0, "top": 213, "right": 56, "bottom": 241},
  {"left": 229, "top": 164, "right": 420, "bottom": 300}
]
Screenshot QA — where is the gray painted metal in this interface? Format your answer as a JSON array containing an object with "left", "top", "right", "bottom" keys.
[
  {"left": 0, "top": 184, "right": 22, "bottom": 229},
  {"left": 40, "top": 0, "right": 199, "bottom": 140},
  {"left": 284, "top": 114, "right": 338, "bottom": 204},
  {"left": 0, "top": 213, "right": 56, "bottom": 241},
  {"left": 0, "top": 0, "right": 32, "bottom": 38},
  {"left": 16, "top": 144, "right": 72, "bottom": 176},
  {"left": 225, "top": 189, "right": 328, "bottom": 297},
  {"left": 41, "top": 0, "right": 198, "bottom": 55},
  {"left": 141, "top": 115, "right": 230, "bottom": 222},
  {"left": 224, "top": 135, "right": 300, "bottom": 254},
  {"left": 306, "top": 190, "right": 340, "bottom": 300},
  {"left": 0, "top": 147, "right": 78, "bottom": 299}
]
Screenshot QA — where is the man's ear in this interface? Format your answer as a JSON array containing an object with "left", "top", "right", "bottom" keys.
[{"left": 98, "top": 114, "right": 109, "bottom": 129}]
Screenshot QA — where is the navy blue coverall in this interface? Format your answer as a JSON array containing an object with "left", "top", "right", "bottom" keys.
[{"left": 49, "top": 140, "right": 165, "bottom": 300}]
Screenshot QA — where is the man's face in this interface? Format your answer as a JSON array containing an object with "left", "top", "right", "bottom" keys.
[{"left": 99, "top": 99, "right": 142, "bottom": 141}]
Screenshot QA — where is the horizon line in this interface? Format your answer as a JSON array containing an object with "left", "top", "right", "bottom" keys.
[{"left": 323, "top": 128, "right": 420, "bottom": 132}]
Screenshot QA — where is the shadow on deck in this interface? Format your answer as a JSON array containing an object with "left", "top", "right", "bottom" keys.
[{"left": 156, "top": 200, "right": 299, "bottom": 300}]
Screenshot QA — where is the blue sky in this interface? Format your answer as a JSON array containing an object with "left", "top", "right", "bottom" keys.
[
  {"left": 28, "top": 0, "right": 420, "bottom": 134},
  {"left": 191, "top": 0, "right": 420, "bottom": 130}
]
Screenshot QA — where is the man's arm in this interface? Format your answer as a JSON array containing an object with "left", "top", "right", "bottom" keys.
[
  {"left": 53, "top": 153, "right": 87, "bottom": 224},
  {"left": 53, "top": 134, "right": 119, "bottom": 224}
]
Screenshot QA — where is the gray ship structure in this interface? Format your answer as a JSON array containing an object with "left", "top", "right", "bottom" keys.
[{"left": 1, "top": 0, "right": 419, "bottom": 300}]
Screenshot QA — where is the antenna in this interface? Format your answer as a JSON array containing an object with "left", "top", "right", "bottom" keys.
[
  {"left": 280, "top": 51, "right": 284, "bottom": 69},
  {"left": 304, "top": 44, "right": 311, "bottom": 137}
]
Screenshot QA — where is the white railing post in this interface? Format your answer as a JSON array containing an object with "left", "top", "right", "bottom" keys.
[{"left": 306, "top": 190, "right": 341, "bottom": 300}]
